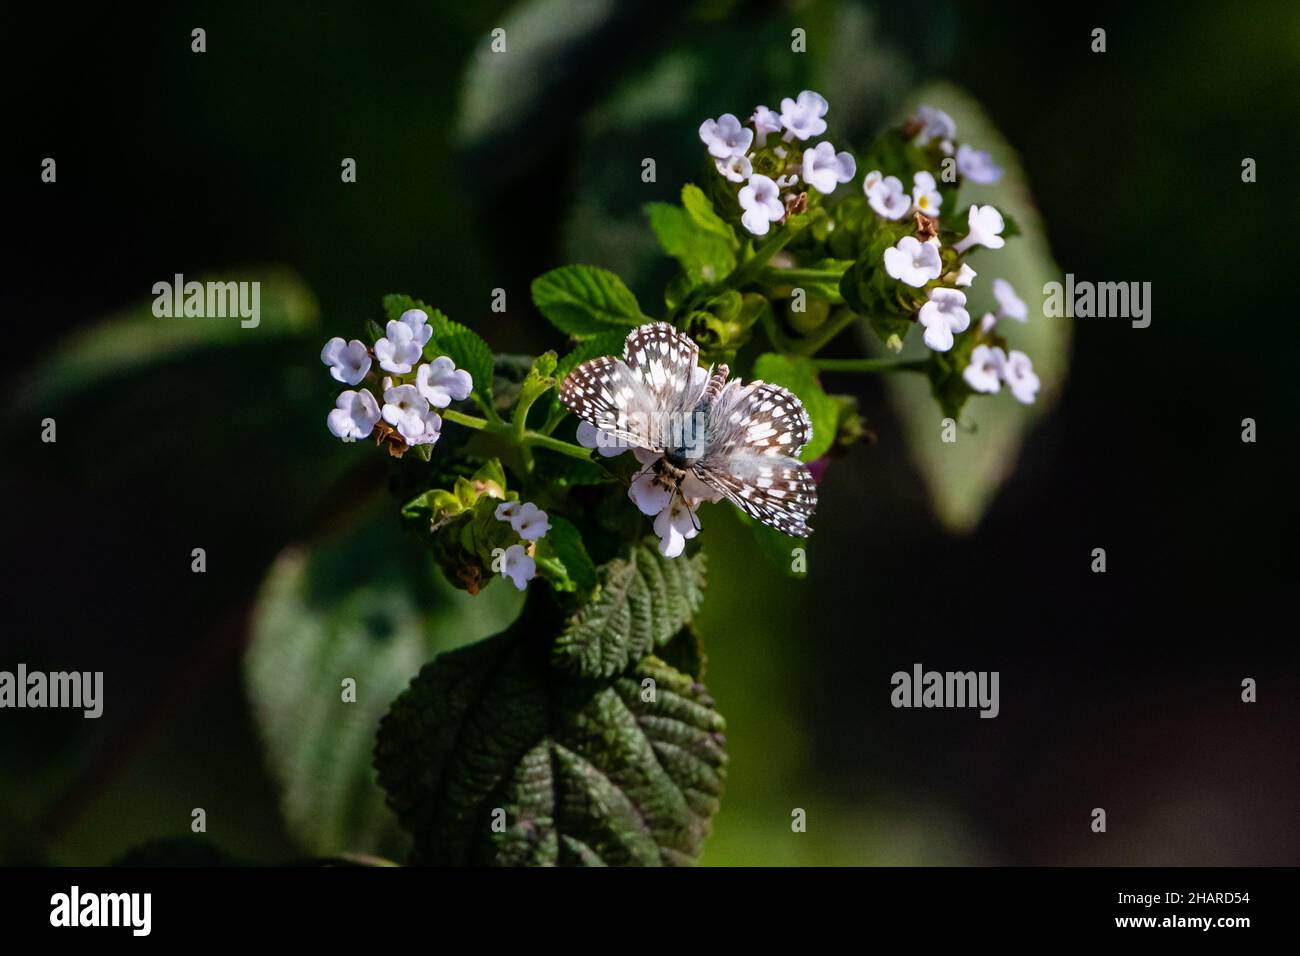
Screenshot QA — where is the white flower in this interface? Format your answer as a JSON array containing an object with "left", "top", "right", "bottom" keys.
[
  {"left": 326, "top": 388, "right": 380, "bottom": 441},
  {"left": 495, "top": 501, "right": 521, "bottom": 523},
  {"left": 715, "top": 152, "right": 753, "bottom": 183},
  {"left": 913, "top": 105, "right": 956, "bottom": 145},
  {"left": 320, "top": 337, "right": 371, "bottom": 385},
  {"left": 864, "top": 170, "right": 910, "bottom": 219},
  {"left": 912, "top": 170, "right": 942, "bottom": 217},
  {"left": 501, "top": 544, "right": 536, "bottom": 591},
  {"left": 374, "top": 320, "right": 423, "bottom": 374},
  {"left": 398, "top": 309, "right": 434, "bottom": 348},
  {"left": 576, "top": 419, "right": 627, "bottom": 457},
  {"left": 699, "top": 113, "right": 753, "bottom": 159},
  {"left": 381, "top": 384, "right": 431, "bottom": 443},
  {"left": 801, "top": 141, "right": 855, "bottom": 194},
  {"left": 654, "top": 497, "right": 701, "bottom": 558},
  {"left": 407, "top": 408, "right": 443, "bottom": 446},
  {"left": 416, "top": 356, "right": 473, "bottom": 407},
  {"left": 917, "top": 287, "right": 971, "bottom": 352},
  {"left": 992, "top": 278, "right": 1028, "bottom": 322},
  {"left": 779, "top": 90, "right": 829, "bottom": 141},
  {"left": 963, "top": 344, "right": 1006, "bottom": 394},
  {"left": 956, "top": 144, "right": 1002, "bottom": 184},
  {"left": 979, "top": 312, "right": 997, "bottom": 333},
  {"left": 1003, "top": 350, "right": 1040, "bottom": 404},
  {"left": 738, "top": 173, "right": 785, "bottom": 236},
  {"left": 953, "top": 204, "right": 1006, "bottom": 253},
  {"left": 751, "top": 105, "right": 783, "bottom": 146},
  {"left": 953, "top": 263, "right": 977, "bottom": 287},
  {"left": 629, "top": 468, "right": 673, "bottom": 517},
  {"left": 510, "top": 502, "right": 551, "bottom": 541},
  {"left": 883, "top": 235, "right": 942, "bottom": 288}
]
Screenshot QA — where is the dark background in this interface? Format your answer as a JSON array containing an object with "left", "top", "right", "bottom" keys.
[{"left": 1, "top": 0, "right": 1294, "bottom": 865}]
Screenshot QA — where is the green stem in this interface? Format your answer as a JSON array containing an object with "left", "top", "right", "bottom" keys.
[
  {"left": 521, "top": 432, "right": 596, "bottom": 461},
  {"left": 788, "top": 306, "right": 860, "bottom": 356},
  {"left": 810, "top": 357, "right": 928, "bottom": 373},
  {"left": 726, "top": 215, "right": 811, "bottom": 289},
  {"left": 442, "top": 408, "right": 494, "bottom": 431}
]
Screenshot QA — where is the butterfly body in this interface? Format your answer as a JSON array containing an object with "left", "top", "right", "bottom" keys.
[{"left": 560, "top": 323, "right": 818, "bottom": 538}]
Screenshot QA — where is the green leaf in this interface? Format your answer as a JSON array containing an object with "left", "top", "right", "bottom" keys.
[
  {"left": 553, "top": 540, "right": 707, "bottom": 679},
  {"left": 681, "top": 184, "right": 740, "bottom": 247},
  {"left": 646, "top": 201, "right": 737, "bottom": 287},
  {"left": 531, "top": 265, "right": 645, "bottom": 337},
  {"left": 751, "top": 353, "right": 839, "bottom": 462},
  {"left": 534, "top": 515, "right": 598, "bottom": 594},
  {"left": 866, "top": 84, "right": 1071, "bottom": 532},
  {"left": 375, "top": 611, "right": 727, "bottom": 866},
  {"left": 246, "top": 507, "right": 524, "bottom": 858}
]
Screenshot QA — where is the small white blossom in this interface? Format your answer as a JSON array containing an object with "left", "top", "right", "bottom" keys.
[
  {"left": 738, "top": 173, "right": 785, "bottom": 236},
  {"left": 917, "top": 287, "right": 971, "bottom": 352},
  {"left": 953, "top": 263, "right": 977, "bottom": 287},
  {"left": 912, "top": 170, "right": 942, "bottom": 217},
  {"left": 320, "top": 337, "right": 371, "bottom": 385},
  {"left": 864, "top": 170, "right": 910, "bottom": 219},
  {"left": 956, "top": 144, "right": 1002, "bottom": 184},
  {"left": 381, "top": 384, "right": 432, "bottom": 443},
  {"left": 992, "top": 278, "right": 1028, "bottom": 322},
  {"left": 751, "top": 105, "right": 783, "bottom": 146},
  {"left": 963, "top": 344, "right": 1006, "bottom": 394},
  {"left": 913, "top": 105, "right": 956, "bottom": 145},
  {"left": 953, "top": 204, "right": 1006, "bottom": 254},
  {"left": 654, "top": 497, "right": 701, "bottom": 558},
  {"left": 629, "top": 468, "right": 672, "bottom": 517},
  {"left": 715, "top": 152, "right": 753, "bottom": 183},
  {"left": 501, "top": 544, "right": 536, "bottom": 591},
  {"left": 779, "top": 90, "right": 829, "bottom": 141},
  {"left": 576, "top": 419, "right": 627, "bottom": 457},
  {"left": 398, "top": 309, "right": 435, "bottom": 348},
  {"left": 883, "top": 235, "right": 942, "bottom": 288},
  {"left": 407, "top": 408, "right": 443, "bottom": 446},
  {"left": 801, "top": 141, "right": 856, "bottom": 194},
  {"left": 327, "top": 388, "right": 380, "bottom": 441},
  {"left": 374, "top": 320, "right": 423, "bottom": 374},
  {"left": 495, "top": 501, "right": 521, "bottom": 523},
  {"left": 980, "top": 312, "right": 997, "bottom": 333},
  {"left": 699, "top": 113, "right": 753, "bottom": 159},
  {"left": 416, "top": 356, "right": 473, "bottom": 407},
  {"left": 510, "top": 502, "right": 551, "bottom": 541},
  {"left": 1003, "top": 350, "right": 1040, "bottom": 404}
]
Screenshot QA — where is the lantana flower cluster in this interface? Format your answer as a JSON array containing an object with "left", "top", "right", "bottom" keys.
[
  {"left": 700, "top": 90, "right": 856, "bottom": 237},
  {"left": 865, "top": 104, "right": 1039, "bottom": 402},
  {"left": 320, "top": 308, "right": 473, "bottom": 451}
]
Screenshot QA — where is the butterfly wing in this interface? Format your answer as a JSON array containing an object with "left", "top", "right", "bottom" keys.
[
  {"left": 559, "top": 323, "right": 707, "bottom": 452},
  {"left": 692, "top": 379, "right": 817, "bottom": 537}
]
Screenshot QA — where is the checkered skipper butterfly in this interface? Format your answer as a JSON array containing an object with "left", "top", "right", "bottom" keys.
[{"left": 559, "top": 322, "right": 817, "bottom": 537}]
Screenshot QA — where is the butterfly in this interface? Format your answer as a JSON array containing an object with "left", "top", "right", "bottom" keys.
[{"left": 559, "top": 322, "right": 817, "bottom": 537}]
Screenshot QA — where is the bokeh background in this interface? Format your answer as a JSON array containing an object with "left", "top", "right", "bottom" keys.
[{"left": 2, "top": 0, "right": 1295, "bottom": 865}]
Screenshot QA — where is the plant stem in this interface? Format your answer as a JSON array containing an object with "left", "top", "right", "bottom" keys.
[
  {"left": 810, "top": 357, "right": 928, "bottom": 373},
  {"left": 522, "top": 432, "right": 596, "bottom": 461},
  {"left": 442, "top": 409, "right": 493, "bottom": 431},
  {"left": 789, "top": 306, "right": 861, "bottom": 355}
]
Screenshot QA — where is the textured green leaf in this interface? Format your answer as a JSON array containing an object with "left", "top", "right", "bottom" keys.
[
  {"left": 531, "top": 265, "right": 645, "bottom": 337},
  {"left": 535, "top": 515, "right": 598, "bottom": 594},
  {"left": 245, "top": 508, "right": 522, "bottom": 858},
  {"left": 553, "top": 540, "right": 707, "bottom": 679},
  {"left": 751, "top": 353, "right": 838, "bottom": 462},
  {"left": 645, "top": 202, "right": 736, "bottom": 287},
  {"left": 375, "top": 612, "right": 727, "bottom": 866},
  {"left": 680, "top": 184, "right": 739, "bottom": 247}
]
